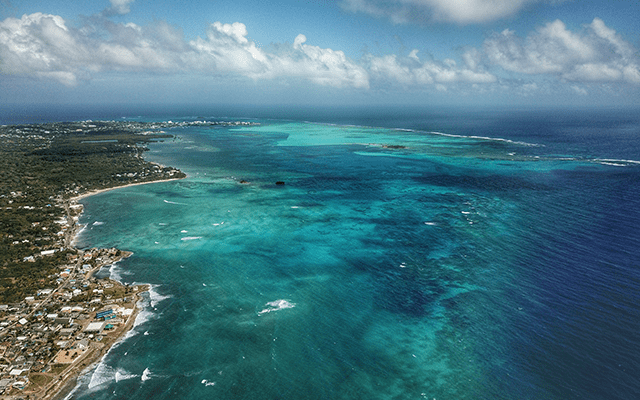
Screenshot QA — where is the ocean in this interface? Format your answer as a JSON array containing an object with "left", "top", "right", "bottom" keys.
[{"left": 13, "top": 106, "right": 640, "bottom": 399}]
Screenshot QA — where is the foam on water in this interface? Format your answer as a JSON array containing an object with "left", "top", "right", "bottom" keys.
[
  {"left": 82, "top": 291, "right": 159, "bottom": 393},
  {"left": 88, "top": 361, "right": 115, "bottom": 389},
  {"left": 594, "top": 158, "right": 640, "bottom": 166},
  {"left": 108, "top": 263, "right": 124, "bottom": 282},
  {"left": 71, "top": 223, "right": 89, "bottom": 247},
  {"left": 426, "top": 130, "right": 543, "bottom": 146},
  {"left": 258, "top": 299, "right": 296, "bottom": 315},
  {"left": 163, "top": 199, "right": 188, "bottom": 205},
  {"left": 181, "top": 236, "right": 202, "bottom": 241},
  {"left": 114, "top": 369, "right": 138, "bottom": 382},
  {"left": 141, "top": 368, "right": 152, "bottom": 382},
  {"left": 147, "top": 284, "right": 172, "bottom": 309},
  {"left": 130, "top": 307, "right": 153, "bottom": 332}
]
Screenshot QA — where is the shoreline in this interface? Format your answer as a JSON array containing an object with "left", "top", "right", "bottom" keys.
[
  {"left": 44, "top": 285, "right": 149, "bottom": 400},
  {"left": 68, "top": 176, "right": 186, "bottom": 247},
  {"left": 69, "top": 176, "right": 186, "bottom": 202},
  {"left": 41, "top": 176, "right": 185, "bottom": 400}
]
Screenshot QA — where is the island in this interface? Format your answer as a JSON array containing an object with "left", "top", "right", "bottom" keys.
[{"left": 0, "top": 119, "right": 256, "bottom": 399}]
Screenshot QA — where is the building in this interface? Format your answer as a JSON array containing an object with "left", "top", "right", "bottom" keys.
[
  {"left": 54, "top": 317, "right": 73, "bottom": 327},
  {"left": 84, "top": 322, "right": 105, "bottom": 333},
  {"left": 0, "top": 379, "right": 12, "bottom": 394}
]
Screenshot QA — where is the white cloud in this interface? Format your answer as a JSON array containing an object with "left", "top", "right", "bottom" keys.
[
  {"left": 483, "top": 18, "right": 640, "bottom": 84},
  {"left": 0, "top": 13, "right": 369, "bottom": 89},
  {"left": 462, "top": 48, "right": 481, "bottom": 70},
  {"left": 564, "top": 63, "right": 622, "bottom": 82},
  {"left": 341, "top": 0, "right": 547, "bottom": 24},
  {"left": 0, "top": 13, "right": 88, "bottom": 85},
  {"left": 1, "top": 11, "right": 636, "bottom": 97},
  {"left": 589, "top": 18, "right": 631, "bottom": 57},
  {"left": 365, "top": 50, "right": 496, "bottom": 89},
  {"left": 107, "top": 0, "right": 135, "bottom": 15},
  {"left": 38, "top": 71, "right": 78, "bottom": 86},
  {"left": 571, "top": 85, "right": 588, "bottom": 95},
  {"left": 276, "top": 34, "right": 370, "bottom": 88},
  {"left": 190, "top": 22, "right": 269, "bottom": 76},
  {"left": 190, "top": 24, "right": 369, "bottom": 88}
]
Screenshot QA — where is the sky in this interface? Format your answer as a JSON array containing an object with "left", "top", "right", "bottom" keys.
[{"left": 1, "top": 0, "right": 639, "bottom": 108}]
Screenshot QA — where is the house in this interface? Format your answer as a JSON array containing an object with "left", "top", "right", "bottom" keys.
[
  {"left": 0, "top": 379, "right": 12, "bottom": 394},
  {"left": 84, "top": 322, "right": 105, "bottom": 333},
  {"left": 59, "top": 328, "right": 76, "bottom": 337},
  {"left": 54, "top": 317, "right": 73, "bottom": 327}
]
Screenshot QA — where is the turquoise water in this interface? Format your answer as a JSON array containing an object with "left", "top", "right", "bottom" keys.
[{"left": 70, "top": 114, "right": 640, "bottom": 400}]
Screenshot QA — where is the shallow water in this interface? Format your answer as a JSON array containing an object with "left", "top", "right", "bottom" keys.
[{"left": 70, "top": 110, "right": 640, "bottom": 400}]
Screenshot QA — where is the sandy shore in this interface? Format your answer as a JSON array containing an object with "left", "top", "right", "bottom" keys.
[
  {"left": 34, "top": 176, "right": 185, "bottom": 400},
  {"left": 69, "top": 176, "right": 186, "bottom": 202}
]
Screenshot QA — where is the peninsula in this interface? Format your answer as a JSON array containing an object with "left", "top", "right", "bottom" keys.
[{"left": 0, "top": 119, "right": 253, "bottom": 398}]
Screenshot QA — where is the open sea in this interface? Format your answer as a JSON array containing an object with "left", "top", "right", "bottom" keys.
[{"left": 7, "top": 106, "right": 640, "bottom": 400}]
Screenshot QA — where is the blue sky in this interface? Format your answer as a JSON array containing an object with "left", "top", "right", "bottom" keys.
[{"left": 1, "top": 0, "right": 639, "bottom": 107}]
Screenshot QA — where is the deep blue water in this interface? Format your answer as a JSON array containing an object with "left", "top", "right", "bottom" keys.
[{"left": 10, "top": 106, "right": 640, "bottom": 400}]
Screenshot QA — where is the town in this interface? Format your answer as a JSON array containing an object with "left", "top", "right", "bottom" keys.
[
  {"left": 0, "top": 120, "right": 199, "bottom": 399},
  {"left": 0, "top": 246, "right": 146, "bottom": 399}
]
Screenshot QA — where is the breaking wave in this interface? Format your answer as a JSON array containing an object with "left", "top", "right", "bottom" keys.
[{"left": 258, "top": 299, "right": 296, "bottom": 315}]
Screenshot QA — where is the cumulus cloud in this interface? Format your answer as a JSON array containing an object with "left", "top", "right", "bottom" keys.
[
  {"left": 341, "top": 0, "right": 546, "bottom": 24},
  {"left": 275, "top": 34, "right": 370, "bottom": 88},
  {"left": 190, "top": 23, "right": 369, "bottom": 88},
  {"left": 365, "top": 49, "right": 496, "bottom": 90},
  {"left": 190, "top": 22, "right": 269, "bottom": 76},
  {"left": 483, "top": 18, "right": 640, "bottom": 84},
  {"left": 0, "top": 13, "right": 87, "bottom": 85},
  {"left": 106, "top": 0, "right": 135, "bottom": 16},
  {"left": 0, "top": 13, "right": 191, "bottom": 85},
  {"left": 1, "top": 11, "right": 635, "bottom": 95},
  {"left": 0, "top": 13, "right": 370, "bottom": 89}
]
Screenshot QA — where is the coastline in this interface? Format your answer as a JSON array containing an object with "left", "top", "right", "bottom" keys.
[
  {"left": 67, "top": 177, "right": 186, "bottom": 247},
  {"left": 43, "top": 285, "right": 149, "bottom": 400},
  {"left": 0, "top": 120, "right": 189, "bottom": 399},
  {"left": 41, "top": 176, "right": 185, "bottom": 400},
  {"left": 69, "top": 176, "right": 186, "bottom": 202}
]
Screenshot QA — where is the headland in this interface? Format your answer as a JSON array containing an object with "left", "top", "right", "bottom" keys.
[{"left": 0, "top": 120, "right": 191, "bottom": 399}]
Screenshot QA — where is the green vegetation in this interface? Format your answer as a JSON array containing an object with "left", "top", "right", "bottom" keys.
[
  {"left": 48, "top": 364, "right": 68, "bottom": 374},
  {"left": 28, "top": 373, "right": 53, "bottom": 387},
  {"left": 0, "top": 120, "right": 186, "bottom": 303}
]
